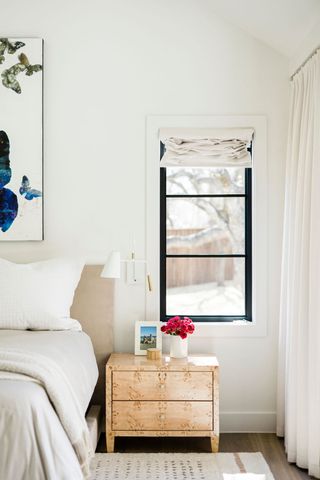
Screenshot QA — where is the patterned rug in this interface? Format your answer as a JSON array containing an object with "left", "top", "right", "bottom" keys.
[{"left": 91, "top": 452, "right": 274, "bottom": 479}]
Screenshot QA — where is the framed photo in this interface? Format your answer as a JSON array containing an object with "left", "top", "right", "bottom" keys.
[{"left": 135, "top": 321, "right": 162, "bottom": 356}]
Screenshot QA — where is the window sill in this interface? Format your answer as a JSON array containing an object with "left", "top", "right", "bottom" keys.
[{"left": 191, "top": 319, "right": 267, "bottom": 338}]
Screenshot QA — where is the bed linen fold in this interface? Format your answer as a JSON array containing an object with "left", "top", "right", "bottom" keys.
[{"left": 0, "top": 330, "right": 98, "bottom": 479}]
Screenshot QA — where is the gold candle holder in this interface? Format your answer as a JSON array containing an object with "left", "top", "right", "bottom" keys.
[{"left": 147, "top": 348, "right": 162, "bottom": 360}]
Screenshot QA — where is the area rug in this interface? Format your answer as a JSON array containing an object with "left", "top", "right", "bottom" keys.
[{"left": 90, "top": 452, "right": 274, "bottom": 479}]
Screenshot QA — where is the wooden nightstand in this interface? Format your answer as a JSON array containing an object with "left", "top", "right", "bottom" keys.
[{"left": 106, "top": 353, "right": 219, "bottom": 453}]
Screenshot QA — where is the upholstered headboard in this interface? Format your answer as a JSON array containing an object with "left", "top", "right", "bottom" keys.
[{"left": 71, "top": 265, "right": 114, "bottom": 407}]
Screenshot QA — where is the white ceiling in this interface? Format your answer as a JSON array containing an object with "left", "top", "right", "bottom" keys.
[{"left": 208, "top": 0, "right": 320, "bottom": 58}]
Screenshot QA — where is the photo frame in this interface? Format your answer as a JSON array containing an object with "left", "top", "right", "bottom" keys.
[{"left": 134, "top": 321, "right": 162, "bottom": 356}]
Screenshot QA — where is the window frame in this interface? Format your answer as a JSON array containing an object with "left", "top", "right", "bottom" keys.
[
  {"left": 159, "top": 142, "right": 252, "bottom": 323},
  {"left": 146, "top": 115, "right": 267, "bottom": 338}
]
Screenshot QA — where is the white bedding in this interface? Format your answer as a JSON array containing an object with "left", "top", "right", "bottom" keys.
[{"left": 0, "top": 330, "right": 99, "bottom": 480}]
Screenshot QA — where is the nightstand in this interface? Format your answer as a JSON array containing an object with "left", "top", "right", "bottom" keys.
[{"left": 106, "top": 353, "right": 219, "bottom": 453}]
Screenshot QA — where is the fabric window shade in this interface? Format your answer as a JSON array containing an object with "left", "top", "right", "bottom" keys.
[{"left": 159, "top": 128, "right": 254, "bottom": 168}]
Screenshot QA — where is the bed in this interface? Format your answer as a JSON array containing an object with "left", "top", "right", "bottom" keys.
[{"left": 0, "top": 265, "right": 114, "bottom": 480}]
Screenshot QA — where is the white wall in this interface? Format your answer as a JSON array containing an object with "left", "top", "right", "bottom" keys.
[
  {"left": 290, "top": 18, "right": 320, "bottom": 75},
  {"left": 0, "top": 0, "right": 289, "bottom": 431}
]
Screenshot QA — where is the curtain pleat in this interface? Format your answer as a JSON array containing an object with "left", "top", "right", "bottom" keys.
[{"left": 277, "top": 50, "right": 320, "bottom": 478}]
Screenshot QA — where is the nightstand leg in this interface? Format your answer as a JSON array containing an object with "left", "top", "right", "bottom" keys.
[
  {"left": 106, "top": 433, "right": 115, "bottom": 453},
  {"left": 210, "top": 435, "right": 219, "bottom": 453}
]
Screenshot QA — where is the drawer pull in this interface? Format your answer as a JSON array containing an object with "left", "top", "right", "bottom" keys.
[
  {"left": 159, "top": 384, "right": 165, "bottom": 389},
  {"left": 159, "top": 414, "right": 165, "bottom": 421}
]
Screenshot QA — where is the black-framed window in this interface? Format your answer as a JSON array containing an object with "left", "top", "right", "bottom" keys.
[{"left": 160, "top": 142, "right": 252, "bottom": 323}]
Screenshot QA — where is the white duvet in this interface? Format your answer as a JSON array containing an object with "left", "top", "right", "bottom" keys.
[{"left": 0, "top": 329, "right": 98, "bottom": 480}]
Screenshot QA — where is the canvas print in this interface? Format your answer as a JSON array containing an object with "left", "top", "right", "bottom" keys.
[{"left": 0, "top": 38, "right": 43, "bottom": 240}]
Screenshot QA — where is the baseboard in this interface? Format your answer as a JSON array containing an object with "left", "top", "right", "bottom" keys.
[{"left": 220, "top": 411, "right": 276, "bottom": 433}]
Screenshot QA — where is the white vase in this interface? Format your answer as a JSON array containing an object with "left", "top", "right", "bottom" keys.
[{"left": 170, "top": 335, "right": 188, "bottom": 358}]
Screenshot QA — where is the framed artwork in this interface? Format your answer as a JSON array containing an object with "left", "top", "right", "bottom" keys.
[
  {"left": 134, "top": 321, "right": 162, "bottom": 356},
  {"left": 0, "top": 37, "right": 43, "bottom": 240}
]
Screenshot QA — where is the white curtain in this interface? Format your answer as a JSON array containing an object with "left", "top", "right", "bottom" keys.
[
  {"left": 159, "top": 127, "right": 254, "bottom": 167},
  {"left": 277, "top": 49, "right": 320, "bottom": 478}
]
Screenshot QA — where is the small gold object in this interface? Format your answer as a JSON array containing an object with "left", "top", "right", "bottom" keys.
[
  {"left": 147, "top": 274, "right": 153, "bottom": 292},
  {"left": 147, "top": 348, "right": 161, "bottom": 360}
]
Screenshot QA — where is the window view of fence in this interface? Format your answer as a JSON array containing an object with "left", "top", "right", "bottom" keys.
[{"left": 162, "top": 167, "right": 250, "bottom": 318}]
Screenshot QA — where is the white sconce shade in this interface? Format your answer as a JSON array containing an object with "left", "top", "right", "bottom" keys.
[
  {"left": 100, "top": 250, "right": 152, "bottom": 291},
  {"left": 101, "top": 251, "right": 121, "bottom": 279}
]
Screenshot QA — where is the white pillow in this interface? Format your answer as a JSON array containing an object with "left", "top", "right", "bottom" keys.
[{"left": 0, "top": 257, "right": 84, "bottom": 330}]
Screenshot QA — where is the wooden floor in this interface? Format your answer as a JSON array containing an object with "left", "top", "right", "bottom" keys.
[{"left": 97, "top": 433, "right": 314, "bottom": 479}]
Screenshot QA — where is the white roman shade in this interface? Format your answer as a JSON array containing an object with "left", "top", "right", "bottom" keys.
[{"left": 160, "top": 127, "right": 254, "bottom": 167}]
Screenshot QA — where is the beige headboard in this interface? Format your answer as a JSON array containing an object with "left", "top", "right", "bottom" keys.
[{"left": 71, "top": 265, "right": 114, "bottom": 407}]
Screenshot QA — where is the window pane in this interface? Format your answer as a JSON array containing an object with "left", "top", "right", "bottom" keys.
[
  {"left": 166, "top": 167, "right": 245, "bottom": 195},
  {"left": 166, "top": 257, "right": 245, "bottom": 316},
  {"left": 167, "top": 197, "right": 245, "bottom": 254}
]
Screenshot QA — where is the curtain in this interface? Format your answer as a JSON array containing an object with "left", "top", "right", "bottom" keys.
[
  {"left": 159, "top": 127, "right": 254, "bottom": 167},
  {"left": 277, "top": 49, "right": 320, "bottom": 478}
]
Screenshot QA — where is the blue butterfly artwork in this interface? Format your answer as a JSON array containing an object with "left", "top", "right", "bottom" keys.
[
  {"left": 20, "top": 175, "right": 42, "bottom": 200},
  {"left": 0, "top": 130, "right": 42, "bottom": 233}
]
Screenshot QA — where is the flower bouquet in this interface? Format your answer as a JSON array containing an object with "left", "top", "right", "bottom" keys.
[{"left": 161, "top": 316, "right": 195, "bottom": 358}]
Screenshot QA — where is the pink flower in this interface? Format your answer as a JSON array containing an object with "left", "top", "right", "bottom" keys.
[{"left": 161, "top": 316, "right": 195, "bottom": 338}]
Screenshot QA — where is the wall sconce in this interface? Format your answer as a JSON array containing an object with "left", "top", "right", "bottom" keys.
[{"left": 101, "top": 250, "right": 152, "bottom": 292}]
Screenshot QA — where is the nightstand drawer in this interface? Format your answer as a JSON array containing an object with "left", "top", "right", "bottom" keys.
[
  {"left": 112, "top": 401, "right": 213, "bottom": 431},
  {"left": 113, "top": 371, "right": 212, "bottom": 401}
]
